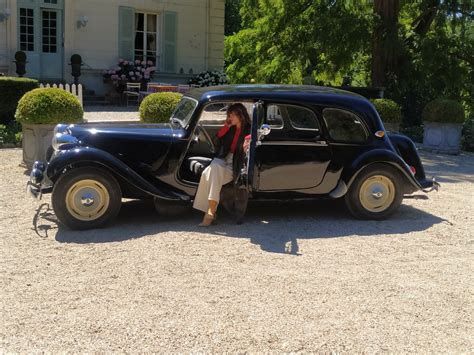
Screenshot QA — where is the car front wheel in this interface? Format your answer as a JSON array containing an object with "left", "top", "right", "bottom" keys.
[
  {"left": 52, "top": 167, "right": 122, "bottom": 229},
  {"left": 345, "top": 164, "right": 403, "bottom": 220}
]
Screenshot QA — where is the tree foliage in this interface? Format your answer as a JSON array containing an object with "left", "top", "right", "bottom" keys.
[
  {"left": 225, "top": 0, "right": 374, "bottom": 85},
  {"left": 224, "top": 0, "right": 474, "bottom": 125}
]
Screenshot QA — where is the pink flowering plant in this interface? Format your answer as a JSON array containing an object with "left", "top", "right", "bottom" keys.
[{"left": 103, "top": 59, "right": 156, "bottom": 88}]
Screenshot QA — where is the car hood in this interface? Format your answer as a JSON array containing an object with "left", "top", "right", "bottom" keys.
[
  {"left": 67, "top": 122, "right": 186, "bottom": 142},
  {"left": 64, "top": 122, "right": 187, "bottom": 170}
]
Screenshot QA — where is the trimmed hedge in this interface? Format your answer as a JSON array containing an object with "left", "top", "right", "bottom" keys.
[
  {"left": 15, "top": 88, "right": 84, "bottom": 124},
  {"left": 423, "top": 99, "right": 465, "bottom": 124},
  {"left": 139, "top": 92, "right": 183, "bottom": 123},
  {"left": 0, "top": 77, "right": 39, "bottom": 125},
  {"left": 371, "top": 99, "right": 402, "bottom": 123}
]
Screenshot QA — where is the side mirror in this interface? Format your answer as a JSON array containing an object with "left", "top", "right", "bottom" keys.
[{"left": 257, "top": 124, "right": 271, "bottom": 143}]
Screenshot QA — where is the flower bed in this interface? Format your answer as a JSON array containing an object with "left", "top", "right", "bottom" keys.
[{"left": 103, "top": 59, "right": 156, "bottom": 92}]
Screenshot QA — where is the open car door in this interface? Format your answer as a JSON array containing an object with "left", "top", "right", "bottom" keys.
[
  {"left": 245, "top": 100, "right": 264, "bottom": 189},
  {"left": 222, "top": 101, "right": 263, "bottom": 223}
]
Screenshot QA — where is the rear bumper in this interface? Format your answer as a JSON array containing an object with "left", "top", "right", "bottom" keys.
[{"left": 418, "top": 177, "right": 440, "bottom": 192}]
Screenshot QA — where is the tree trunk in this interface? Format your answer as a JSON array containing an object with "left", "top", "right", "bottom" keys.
[{"left": 371, "top": 0, "right": 400, "bottom": 88}]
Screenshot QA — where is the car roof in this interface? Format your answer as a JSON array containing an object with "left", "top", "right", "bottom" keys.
[{"left": 186, "top": 84, "right": 366, "bottom": 104}]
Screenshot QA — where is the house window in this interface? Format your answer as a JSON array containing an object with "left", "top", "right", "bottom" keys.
[
  {"left": 44, "top": 0, "right": 58, "bottom": 3},
  {"left": 19, "top": 8, "right": 34, "bottom": 52},
  {"left": 134, "top": 12, "right": 159, "bottom": 64}
]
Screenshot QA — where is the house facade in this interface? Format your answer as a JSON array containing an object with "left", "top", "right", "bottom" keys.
[{"left": 0, "top": 0, "right": 224, "bottom": 93}]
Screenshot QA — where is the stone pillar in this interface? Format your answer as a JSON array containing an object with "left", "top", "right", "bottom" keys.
[{"left": 207, "top": 0, "right": 224, "bottom": 71}]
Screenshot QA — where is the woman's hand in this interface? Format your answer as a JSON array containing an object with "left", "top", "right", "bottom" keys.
[{"left": 224, "top": 117, "right": 232, "bottom": 127}]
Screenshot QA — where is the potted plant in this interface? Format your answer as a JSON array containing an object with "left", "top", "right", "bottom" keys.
[
  {"left": 422, "top": 98, "right": 465, "bottom": 155},
  {"left": 371, "top": 98, "right": 402, "bottom": 132},
  {"left": 15, "top": 87, "right": 84, "bottom": 167},
  {"left": 139, "top": 92, "right": 183, "bottom": 123}
]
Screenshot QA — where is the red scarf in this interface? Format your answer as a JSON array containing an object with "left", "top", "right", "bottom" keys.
[{"left": 217, "top": 125, "right": 242, "bottom": 153}]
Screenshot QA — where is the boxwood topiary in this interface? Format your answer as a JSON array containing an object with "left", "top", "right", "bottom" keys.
[
  {"left": 423, "top": 99, "right": 465, "bottom": 124},
  {"left": 371, "top": 99, "right": 402, "bottom": 123},
  {"left": 0, "top": 77, "right": 39, "bottom": 125},
  {"left": 139, "top": 92, "right": 183, "bottom": 123},
  {"left": 15, "top": 88, "right": 83, "bottom": 124}
]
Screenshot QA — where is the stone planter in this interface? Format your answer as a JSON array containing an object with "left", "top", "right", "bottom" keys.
[
  {"left": 383, "top": 122, "right": 400, "bottom": 132},
  {"left": 423, "top": 121, "right": 462, "bottom": 155},
  {"left": 22, "top": 123, "right": 56, "bottom": 168}
]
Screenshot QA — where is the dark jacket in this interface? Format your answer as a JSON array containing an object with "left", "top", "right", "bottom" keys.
[{"left": 213, "top": 125, "right": 250, "bottom": 183}]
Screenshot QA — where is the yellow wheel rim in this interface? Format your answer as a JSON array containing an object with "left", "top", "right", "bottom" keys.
[
  {"left": 65, "top": 179, "right": 110, "bottom": 221},
  {"left": 359, "top": 175, "right": 395, "bottom": 213}
]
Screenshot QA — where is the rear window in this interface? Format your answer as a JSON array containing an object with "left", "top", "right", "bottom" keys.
[{"left": 322, "top": 108, "right": 368, "bottom": 143}]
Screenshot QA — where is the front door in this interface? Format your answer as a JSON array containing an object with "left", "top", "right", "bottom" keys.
[
  {"left": 17, "top": 0, "right": 63, "bottom": 80},
  {"left": 40, "top": 8, "right": 62, "bottom": 80}
]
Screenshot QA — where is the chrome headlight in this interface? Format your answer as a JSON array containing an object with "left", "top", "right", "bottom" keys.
[
  {"left": 52, "top": 132, "right": 79, "bottom": 150},
  {"left": 53, "top": 123, "right": 70, "bottom": 136}
]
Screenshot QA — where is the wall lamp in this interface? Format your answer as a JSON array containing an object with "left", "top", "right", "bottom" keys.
[
  {"left": 76, "top": 15, "right": 88, "bottom": 29},
  {"left": 0, "top": 8, "right": 11, "bottom": 22}
]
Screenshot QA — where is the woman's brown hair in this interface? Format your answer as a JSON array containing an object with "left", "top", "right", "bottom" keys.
[{"left": 227, "top": 103, "right": 251, "bottom": 127}]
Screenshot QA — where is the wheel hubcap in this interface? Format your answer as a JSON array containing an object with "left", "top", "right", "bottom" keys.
[
  {"left": 359, "top": 175, "right": 395, "bottom": 213},
  {"left": 81, "top": 193, "right": 95, "bottom": 207},
  {"left": 66, "top": 180, "right": 110, "bottom": 221}
]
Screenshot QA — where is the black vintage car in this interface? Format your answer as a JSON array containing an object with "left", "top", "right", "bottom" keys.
[{"left": 28, "top": 85, "right": 439, "bottom": 229}]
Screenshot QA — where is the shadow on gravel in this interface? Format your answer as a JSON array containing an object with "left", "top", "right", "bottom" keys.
[{"left": 48, "top": 198, "right": 446, "bottom": 254}]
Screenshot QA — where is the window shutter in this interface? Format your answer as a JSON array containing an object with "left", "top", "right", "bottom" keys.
[
  {"left": 163, "top": 11, "right": 177, "bottom": 72},
  {"left": 118, "top": 6, "right": 134, "bottom": 60}
]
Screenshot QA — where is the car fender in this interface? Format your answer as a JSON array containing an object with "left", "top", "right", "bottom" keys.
[
  {"left": 46, "top": 147, "right": 189, "bottom": 201},
  {"left": 387, "top": 132, "right": 426, "bottom": 180},
  {"left": 342, "top": 149, "right": 422, "bottom": 191}
]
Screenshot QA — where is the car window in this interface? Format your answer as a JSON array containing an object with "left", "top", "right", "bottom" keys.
[
  {"left": 171, "top": 97, "right": 198, "bottom": 127},
  {"left": 322, "top": 108, "right": 368, "bottom": 143},
  {"left": 286, "top": 105, "right": 319, "bottom": 131},
  {"left": 266, "top": 104, "right": 284, "bottom": 129},
  {"left": 199, "top": 102, "right": 253, "bottom": 126}
]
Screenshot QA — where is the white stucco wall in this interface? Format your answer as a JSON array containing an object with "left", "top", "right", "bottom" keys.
[
  {"left": 65, "top": 0, "right": 224, "bottom": 93},
  {"left": 0, "top": 0, "right": 224, "bottom": 94},
  {"left": 0, "top": 0, "right": 10, "bottom": 73}
]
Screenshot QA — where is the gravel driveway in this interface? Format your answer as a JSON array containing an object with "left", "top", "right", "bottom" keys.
[{"left": 1, "top": 148, "right": 472, "bottom": 352}]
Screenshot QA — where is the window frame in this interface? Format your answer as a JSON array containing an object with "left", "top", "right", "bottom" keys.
[{"left": 133, "top": 11, "right": 161, "bottom": 65}]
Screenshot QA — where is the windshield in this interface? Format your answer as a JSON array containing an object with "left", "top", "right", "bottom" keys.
[{"left": 170, "top": 97, "right": 198, "bottom": 128}]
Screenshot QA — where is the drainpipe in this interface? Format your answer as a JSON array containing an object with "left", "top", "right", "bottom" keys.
[{"left": 204, "top": 0, "right": 210, "bottom": 70}]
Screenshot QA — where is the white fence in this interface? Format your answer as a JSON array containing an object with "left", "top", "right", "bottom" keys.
[{"left": 39, "top": 83, "right": 83, "bottom": 107}]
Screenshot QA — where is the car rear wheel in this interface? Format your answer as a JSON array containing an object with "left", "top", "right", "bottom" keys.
[
  {"left": 52, "top": 167, "right": 122, "bottom": 229},
  {"left": 345, "top": 164, "right": 403, "bottom": 220}
]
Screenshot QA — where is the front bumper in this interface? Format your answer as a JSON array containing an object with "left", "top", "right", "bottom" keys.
[{"left": 26, "top": 161, "right": 52, "bottom": 200}]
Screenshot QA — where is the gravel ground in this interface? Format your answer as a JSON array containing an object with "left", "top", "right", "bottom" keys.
[
  {"left": 83, "top": 105, "right": 139, "bottom": 122},
  {"left": 1, "top": 148, "right": 473, "bottom": 352}
]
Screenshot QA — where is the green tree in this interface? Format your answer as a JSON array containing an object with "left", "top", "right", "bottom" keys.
[
  {"left": 225, "top": 0, "right": 243, "bottom": 36},
  {"left": 225, "top": 0, "right": 374, "bottom": 85},
  {"left": 225, "top": 0, "right": 473, "bottom": 124}
]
